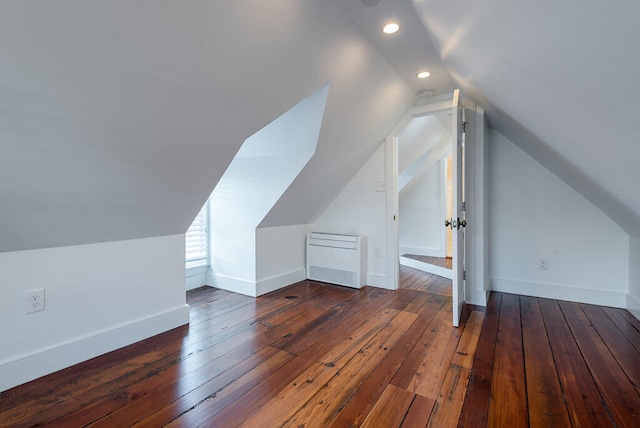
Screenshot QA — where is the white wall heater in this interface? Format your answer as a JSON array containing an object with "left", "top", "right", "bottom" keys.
[{"left": 306, "top": 232, "right": 367, "bottom": 289}]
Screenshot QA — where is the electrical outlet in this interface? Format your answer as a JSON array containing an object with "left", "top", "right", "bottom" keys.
[
  {"left": 375, "top": 245, "right": 382, "bottom": 257},
  {"left": 538, "top": 259, "right": 548, "bottom": 270},
  {"left": 25, "top": 288, "right": 45, "bottom": 314}
]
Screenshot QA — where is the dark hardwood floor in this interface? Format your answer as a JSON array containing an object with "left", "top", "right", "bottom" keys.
[
  {"left": 460, "top": 292, "right": 640, "bottom": 427},
  {"left": 1, "top": 266, "right": 639, "bottom": 427}
]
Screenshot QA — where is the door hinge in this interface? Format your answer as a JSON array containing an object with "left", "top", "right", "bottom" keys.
[
  {"left": 463, "top": 270, "right": 466, "bottom": 280},
  {"left": 462, "top": 121, "right": 467, "bottom": 133},
  {"left": 462, "top": 202, "right": 466, "bottom": 211}
]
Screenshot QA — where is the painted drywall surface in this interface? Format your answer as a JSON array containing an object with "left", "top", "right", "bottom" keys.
[
  {"left": 414, "top": 1, "right": 640, "bottom": 237},
  {"left": 628, "top": 236, "right": 640, "bottom": 319},
  {"left": 399, "top": 162, "right": 444, "bottom": 256},
  {"left": 256, "top": 224, "right": 313, "bottom": 295},
  {"left": 186, "top": 265, "right": 209, "bottom": 291},
  {"left": 0, "top": 235, "right": 188, "bottom": 391},
  {"left": 398, "top": 115, "right": 449, "bottom": 172},
  {"left": 489, "top": 130, "right": 629, "bottom": 306},
  {"left": 463, "top": 105, "right": 489, "bottom": 305},
  {"left": 209, "top": 85, "right": 327, "bottom": 295},
  {"left": 315, "top": 144, "right": 388, "bottom": 287},
  {"left": 0, "top": 1, "right": 413, "bottom": 253}
]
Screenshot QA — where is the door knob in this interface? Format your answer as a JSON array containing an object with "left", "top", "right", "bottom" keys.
[{"left": 446, "top": 218, "right": 467, "bottom": 229}]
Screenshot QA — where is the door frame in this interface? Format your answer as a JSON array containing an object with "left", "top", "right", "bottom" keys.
[
  {"left": 384, "top": 93, "right": 489, "bottom": 312},
  {"left": 384, "top": 93, "right": 458, "bottom": 291}
]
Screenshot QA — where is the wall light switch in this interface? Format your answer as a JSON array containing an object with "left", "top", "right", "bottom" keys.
[{"left": 375, "top": 179, "right": 386, "bottom": 192}]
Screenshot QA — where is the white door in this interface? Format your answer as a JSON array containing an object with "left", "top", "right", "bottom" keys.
[{"left": 451, "top": 89, "right": 465, "bottom": 327}]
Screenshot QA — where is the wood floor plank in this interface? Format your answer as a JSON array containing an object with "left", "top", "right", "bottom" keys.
[
  {"left": 57, "top": 305, "right": 327, "bottom": 427},
  {"left": 402, "top": 291, "right": 434, "bottom": 314},
  {"left": 406, "top": 317, "right": 461, "bottom": 399},
  {"left": 305, "top": 284, "right": 358, "bottom": 310},
  {"left": 408, "top": 273, "right": 437, "bottom": 292},
  {"left": 426, "top": 365, "right": 471, "bottom": 428},
  {"left": 238, "top": 307, "right": 405, "bottom": 428},
  {"left": 1, "top": 345, "right": 185, "bottom": 426},
  {"left": 271, "top": 288, "right": 393, "bottom": 356},
  {"left": 487, "top": 293, "right": 528, "bottom": 428},
  {"left": 580, "top": 303, "right": 640, "bottom": 391},
  {"left": 538, "top": 298, "right": 614, "bottom": 428},
  {"left": 199, "top": 308, "right": 401, "bottom": 427},
  {"left": 425, "top": 276, "right": 452, "bottom": 296},
  {"left": 618, "top": 306, "right": 640, "bottom": 332},
  {"left": 387, "top": 288, "right": 423, "bottom": 312},
  {"left": 520, "top": 296, "right": 571, "bottom": 427},
  {"left": 400, "top": 394, "right": 435, "bottom": 428},
  {"left": 360, "top": 384, "right": 415, "bottom": 428},
  {"left": 601, "top": 306, "right": 640, "bottom": 353},
  {"left": 283, "top": 310, "right": 418, "bottom": 427},
  {"left": 451, "top": 310, "right": 485, "bottom": 369},
  {"left": 559, "top": 301, "right": 640, "bottom": 426},
  {"left": 145, "top": 347, "right": 295, "bottom": 428},
  {"left": 400, "top": 268, "right": 430, "bottom": 289},
  {"left": 0, "top": 324, "right": 190, "bottom": 414},
  {"left": 113, "top": 305, "right": 331, "bottom": 427},
  {"left": 91, "top": 346, "right": 294, "bottom": 427},
  {"left": 328, "top": 295, "right": 447, "bottom": 428},
  {"left": 390, "top": 303, "right": 455, "bottom": 397}
]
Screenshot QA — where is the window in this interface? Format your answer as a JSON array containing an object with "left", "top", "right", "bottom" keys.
[{"left": 185, "top": 201, "right": 208, "bottom": 268}]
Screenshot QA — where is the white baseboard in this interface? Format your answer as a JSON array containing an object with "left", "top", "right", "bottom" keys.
[
  {"left": 367, "top": 273, "right": 390, "bottom": 289},
  {"left": 256, "top": 269, "right": 306, "bottom": 297},
  {"left": 465, "top": 288, "right": 489, "bottom": 307},
  {"left": 186, "top": 265, "right": 209, "bottom": 290},
  {"left": 627, "top": 294, "right": 640, "bottom": 321},
  {"left": 399, "top": 246, "right": 444, "bottom": 258},
  {"left": 491, "top": 278, "right": 627, "bottom": 308},
  {"left": 399, "top": 256, "right": 453, "bottom": 279},
  {"left": 0, "top": 305, "right": 190, "bottom": 393},
  {"left": 207, "top": 273, "right": 257, "bottom": 297}
]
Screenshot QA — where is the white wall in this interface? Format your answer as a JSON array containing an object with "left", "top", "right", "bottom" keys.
[
  {"left": 628, "top": 236, "right": 640, "bottom": 319},
  {"left": 489, "top": 130, "right": 629, "bottom": 307},
  {"left": 315, "top": 144, "right": 388, "bottom": 288},
  {"left": 255, "top": 224, "right": 313, "bottom": 296},
  {"left": 0, "top": 235, "right": 189, "bottom": 392},
  {"left": 208, "top": 84, "right": 328, "bottom": 296},
  {"left": 464, "top": 105, "right": 489, "bottom": 306},
  {"left": 399, "top": 161, "right": 445, "bottom": 256}
]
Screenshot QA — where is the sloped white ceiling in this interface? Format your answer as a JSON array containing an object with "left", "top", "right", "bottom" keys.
[
  {"left": 0, "top": 1, "right": 415, "bottom": 252},
  {"left": 411, "top": 0, "right": 640, "bottom": 236}
]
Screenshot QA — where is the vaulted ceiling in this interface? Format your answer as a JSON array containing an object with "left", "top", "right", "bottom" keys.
[
  {"left": 0, "top": 1, "right": 414, "bottom": 252},
  {"left": 340, "top": 0, "right": 640, "bottom": 236},
  {"left": 3, "top": 0, "right": 639, "bottom": 254}
]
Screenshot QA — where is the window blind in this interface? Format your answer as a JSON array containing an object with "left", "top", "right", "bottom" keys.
[{"left": 186, "top": 202, "right": 208, "bottom": 268}]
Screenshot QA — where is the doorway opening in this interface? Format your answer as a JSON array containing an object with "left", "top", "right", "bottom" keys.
[
  {"left": 384, "top": 90, "right": 465, "bottom": 326},
  {"left": 395, "top": 110, "right": 454, "bottom": 280}
]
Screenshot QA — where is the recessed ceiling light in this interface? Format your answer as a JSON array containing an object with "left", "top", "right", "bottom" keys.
[
  {"left": 383, "top": 22, "right": 400, "bottom": 34},
  {"left": 417, "top": 71, "right": 431, "bottom": 78}
]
